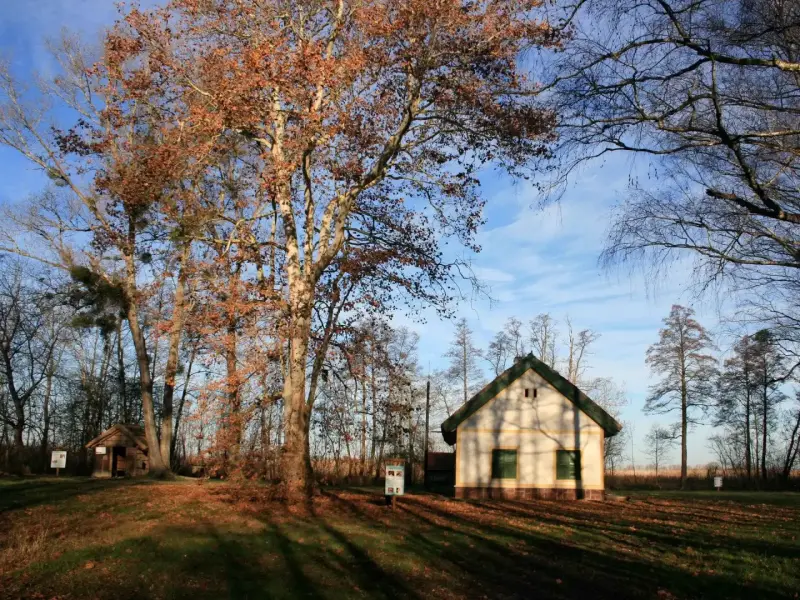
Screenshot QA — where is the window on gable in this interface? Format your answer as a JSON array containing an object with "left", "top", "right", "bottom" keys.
[
  {"left": 524, "top": 388, "right": 530, "bottom": 398},
  {"left": 491, "top": 449, "right": 517, "bottom": 480},
  {"left": 556, "top": 450, "right": 581, "bottom": 480}
]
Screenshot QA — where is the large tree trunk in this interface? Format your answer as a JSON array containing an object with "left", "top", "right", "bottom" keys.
[
  {"left": 281, "top": 382, "right": 313, "bottom": 501},
  {"left": 280, "top": 299, "right": 314, "bottom": 502},
  {"left": 160, "top": 246, "right": 190, "bottom": 468},
  {"left": 127, "top": 303, "right": 168, "bottom": 477},
  {"left": 124, "top": 218, "right": 167, "bottom": 477},
  {"left": 224, "top": 320, "right": 241, "bottom": 473},
  {"left": 40, "top": 360, "right": 54, "bottom": 471}
]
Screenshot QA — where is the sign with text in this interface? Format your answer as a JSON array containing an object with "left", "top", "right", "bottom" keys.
[
  {"left": 95, "top": 446, "right": 107, "bottom": 455},
  {"left": 714, "top": 476, "right": 723, "bottom": 490},
  {"left": 50, "top": 451, "right": 67, "bottom": 469},
  {"left": 385, "top": 462, "right": 405, "bottom": 496}
]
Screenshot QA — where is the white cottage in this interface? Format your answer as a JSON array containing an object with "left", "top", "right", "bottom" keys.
[{"left": 441, "top": 354, "right": 622, "bottom": 500}]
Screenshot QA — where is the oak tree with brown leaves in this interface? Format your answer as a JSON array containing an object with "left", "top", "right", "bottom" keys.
[{"left": 106, "top": 0, "right": 561, "bottom": 499}]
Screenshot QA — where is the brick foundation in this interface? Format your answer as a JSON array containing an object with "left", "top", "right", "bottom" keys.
[{"left": 455, "top": 487, "right": 605, "bottom": 501}]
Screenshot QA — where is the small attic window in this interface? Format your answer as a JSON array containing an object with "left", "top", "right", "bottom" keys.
[{"left": 524, "top": 388, "right": 530, "bottom": 398}]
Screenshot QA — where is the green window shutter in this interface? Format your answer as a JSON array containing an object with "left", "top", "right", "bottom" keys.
[
  {"left": 491, "top": 449, "right": 517, "bottom": 480},
  {"left": 556, "top": 450, "right": 581, "bottom": 480}
]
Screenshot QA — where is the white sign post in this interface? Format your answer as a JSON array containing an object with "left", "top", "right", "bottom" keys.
[
  {"left": 50, "top": 450, "right": 67, "bottom": 476},
  {"left": 714, "top": 476, "right": 723, "bottom": 491},
  {"left": 385, "top": 460, "right": 405, "bottom": 509}
]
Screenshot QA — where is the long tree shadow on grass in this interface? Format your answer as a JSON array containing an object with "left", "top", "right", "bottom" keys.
[
  {"left": 0, "top": 477, "right": 153, "bottom": 513},
  {"left": 324, "top": 490, "right": 792, "bottom": 600},
  {"left": 487, "top": 496, "right": 800, "bottom": 561}
]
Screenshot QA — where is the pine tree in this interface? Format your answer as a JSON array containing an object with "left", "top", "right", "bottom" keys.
[{"left": 645, "top": 305, "right": 717, "bottom": 489}]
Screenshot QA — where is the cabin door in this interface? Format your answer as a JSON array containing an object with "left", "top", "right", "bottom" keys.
[{"left": 111, "top": 446, "right": 127, "bottom": 477}]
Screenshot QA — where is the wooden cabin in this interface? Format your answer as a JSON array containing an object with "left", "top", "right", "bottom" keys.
[{"left": 86, "top": 424, "right": 149, "bottom": 477}]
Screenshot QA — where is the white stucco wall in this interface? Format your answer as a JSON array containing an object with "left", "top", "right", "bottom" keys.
[{"left": 455, "top": 368, "right": 605, "bottom": 490}]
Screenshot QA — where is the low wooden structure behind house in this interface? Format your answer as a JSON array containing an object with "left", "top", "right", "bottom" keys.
[
  {"left": 86, "top": 424, "right": 149, "bottom": 477},
  {"left": 425, "top": 452, "right": 455, "bottom": 488},
  {"left": 441, "top": 354, "right": 622, "bottom": 500}
]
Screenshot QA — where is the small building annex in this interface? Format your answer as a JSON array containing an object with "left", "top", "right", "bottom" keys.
[
  {"left": 86, "top": 424, "right": 150, "bottom": 477},
  {"left": 441, "top": 354, "right": 622, "bottom": 500}
]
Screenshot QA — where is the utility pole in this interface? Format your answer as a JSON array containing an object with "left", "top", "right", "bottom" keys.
[
  {"left": 407, "top": 382, "right": 413, "bottom": 485},
  {"left": 424, "top": 379, "right": 430, "bottom": 489}
]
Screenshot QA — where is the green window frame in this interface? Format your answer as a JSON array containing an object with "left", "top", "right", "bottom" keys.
[
  {"left": 556, "top": 450, "right": 581, "bottom": 480},
  {"left": 491, "top": 449, "right": 517, "bottom": 480}
]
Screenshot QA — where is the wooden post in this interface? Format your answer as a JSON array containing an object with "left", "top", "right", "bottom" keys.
[{"left": 56, "top": 467, "right": 59, "bottom": 477}]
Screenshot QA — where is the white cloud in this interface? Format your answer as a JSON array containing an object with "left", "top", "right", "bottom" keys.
[{"left": 395, "top": 155, "right": 725, "bottom": 465}]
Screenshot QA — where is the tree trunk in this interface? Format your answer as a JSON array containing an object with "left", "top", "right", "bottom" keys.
[
  {"left": 744, "top": 392, "right": 752, "bottom": 483},
  {"left": 280, "top": 300, "right": 314, "bottom": 501},
  {"left": 361, "top": 377, "right": 367, "bottom": 476},
  {"left": 782, "top": 410, "right": 800, "bottom": 482},
  {"left": 127, "top": 303, "right": 168, "bottom": 476},
  {"left": 171, "top": 344, "right": 195, "bottom": 465},
  {"left": 753, "top": 411, "right": 761, "bottom": 481},
  {"left": 680, "top": 376, "right": 688, "bottom": 490},
  {"left": 761, "top": 378, "right": 768, "bottom": 482},
  {"left": 116, "top": 320, "right": 128, "bottom": 422},
  {"left": 12, "top": 419, "right": 24, "bottom": 469},
  {"left": 281, "top": 376, "right": 313, "bottom": 500},
  {"left": 160, "top": 246, "right": 190, "bottom": 468},
  {"left": 40, "top": 360, "right": 54, "bottom": 471}
]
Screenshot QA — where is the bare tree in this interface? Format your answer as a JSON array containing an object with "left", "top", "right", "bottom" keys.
[
  {"left": 444, "top": 318, "right": 484, "bottom": 406},
  {"left": 565, "top": 317, "right": 600, "bottom": 383},
  {"left": 484, "top": 317, "right": 528, "bottom": 375},
  {"left": 586, "top": 377, "right": 629, "bottom": 472},
  {"left": 0, "top": 263, "right": 61, "bottom": 472},
  {"left": 645, "top": 305, "right": 718, "bottom": 489},
  {"left": 750, "top": 330, "right": 787, "bottom": 480},
  {"left": 716, "top": 335, "right": 759, "bottom": 480},
  {"left": 550, "top": 0, "right": 800, "bottom": 376},
  {"left": 529, "top": 313, "right": 559, "bottom": 368},
  {"left": 644, "top": 424, "right": 679, "bottom": 485},
  {"left": 778, "top": 394, "right": 800, "bottom": 483}
]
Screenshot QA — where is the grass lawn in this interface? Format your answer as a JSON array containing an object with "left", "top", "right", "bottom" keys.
[{"left": 1, "top": 478, "right": 798, "bottom": 599}]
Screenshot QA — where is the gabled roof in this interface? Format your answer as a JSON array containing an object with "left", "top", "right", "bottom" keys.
[
  {"left": 440, "top": 353, "right": 622, "bottom": 445},
  {"left": 86, "top": 424, "right": 148, "bottom": 451}
]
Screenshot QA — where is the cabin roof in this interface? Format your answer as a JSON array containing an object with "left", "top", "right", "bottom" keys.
[
  {"left": 85, "top": 424, "right": 148, "bottom": 451},
  {"left": 440, "top": 353, "right": 623, "bottom": 445}
]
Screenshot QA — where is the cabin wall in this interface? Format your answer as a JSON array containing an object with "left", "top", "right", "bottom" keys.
[
  {"left": 455, "top": 368, "right": 605, "bottom": 500},
  {"left": 92, "top": 449, "right": 112, "bottom": 478},
  {"left": 127, "top": 446, "right": 149, "bottom": 476}
]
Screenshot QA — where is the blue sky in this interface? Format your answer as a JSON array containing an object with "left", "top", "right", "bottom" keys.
[{"left": 0, "top": 0, "right": 727, "bottom": 465}]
